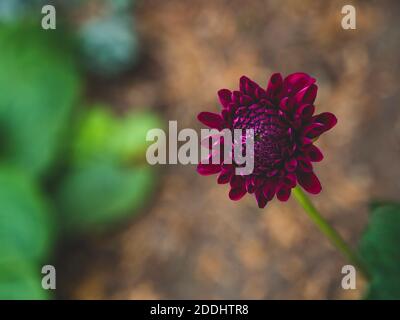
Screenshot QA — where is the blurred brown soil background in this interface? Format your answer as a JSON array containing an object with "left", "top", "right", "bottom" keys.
[{"left": 57, "top": 0, "right": 400, "bottom": 299}]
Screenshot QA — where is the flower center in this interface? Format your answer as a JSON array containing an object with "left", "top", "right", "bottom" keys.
[{"left": 232, "top": 104, "right": 293, "bottom": 176}]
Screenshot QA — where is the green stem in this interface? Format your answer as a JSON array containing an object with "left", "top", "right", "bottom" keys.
[{"left": 292, "top": 186, "right": 370, "bottom": 280}]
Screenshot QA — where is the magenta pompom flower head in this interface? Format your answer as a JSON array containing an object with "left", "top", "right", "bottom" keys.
[{"left": 197, "top": 73, "right": 337, "bottom": 208}]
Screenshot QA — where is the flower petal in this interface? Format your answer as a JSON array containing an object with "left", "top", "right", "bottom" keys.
[
  {"left": 263, "top": 179, "right": 277, "bottom": 200},
  {"left": 218, "top": 89, "right": 232, "bottom": 109},
  {"left": 230, "top": 175, "right": 245, "bottom": 188},
  {"left": 255, "top": 189, "right": 268, "bottom": 208},
  {"left": 240, "top": 76, "right": 255, "bottom": 95},
  {"left": 285, "top": 158, "right": 298, "bottom": 172},
  {"left": 217, "top": 168, "right": 233, "bottom": 184},
  {"left": 255, "top": 87, "right": 266, "bottom": 99},
  {"left": 307, "top": 112, "right": 338, "bottom": 138},
  {"left": 300, "top": 136, "right": 313, "bottom": 146},
  {"left": 197, "top": 163, "right": 221, "bottom": 176},
  {"left": 303, "top": 123, "right": 324, "bottom": 138},
  {"left": 294, "top": 84, "right": 318, "bottom": 105},
  {"left": 245, "top": 177, "right": 256, "bottom": 193},
  {"left": 197, "top": 112, "right": 224, "bottom": 130},
  {"left": 282, "top": 72, "right": 316, "bottom": 97},
  {"left": 297, "top": 157, "right": 313, "bottom": 172},
  {"left": 279, "top": 97, "right": 291, "bottom": 113},
  {"left": 229, "top": 185, "right": 247, "bottom": 201},
  {"left": 307, "top": 145, "right": 324, "bottom": 162},
  {"left": 240, "top": 94, "right": 253, "bottom": 106},
  {"left": 284, "top": 174, "right": 297, "bottom": 188},
  {"left": 221, "top": 109, "right": 231, "bottom": 124},
  {"left": 297, "top": 171, "right": 322, "bottom": 194},
  {"left": 266, "top": 73, "right": 283, "bottom": 98},
  {"left": 296, "top": 103, "right": 315, "bottom": 120},
  {"left": 232, "top": 90, "right": 241, "bottom": 104},
  {"left": 277, "top": 185, "right": 291, "bottom": 201}
]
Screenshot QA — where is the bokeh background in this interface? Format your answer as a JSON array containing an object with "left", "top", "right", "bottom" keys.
[{"left": 0, "top": 0, "right": 399, "bottom": 299}]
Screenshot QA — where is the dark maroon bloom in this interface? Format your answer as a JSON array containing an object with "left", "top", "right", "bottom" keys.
[{"left": 197, "top": 73, "right": 337, "bottom": 208}]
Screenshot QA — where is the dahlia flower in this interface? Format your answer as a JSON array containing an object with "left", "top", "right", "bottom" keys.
[{"left": 197, "top": 72, "right": 337, "bottom": 208}]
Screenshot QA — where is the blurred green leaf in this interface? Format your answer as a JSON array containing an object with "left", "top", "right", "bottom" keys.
[
  {"left": 0, "top": 166, "right": 54, "bottom": 263},
  {"left": 56, "top": 163, "right": 156, "bottom": 232},
  {"left": 366, "top": 276, "right": 400, "bottom": 300},
  {"left": 72, "top": 106, "right": 162, "bottom": 167},
  {"left": 71, "top": 106, "right": 117, "bottom": 166},
  {"left": 0, "top": 257, "right": 48, "bottom": 300},
  {"left": 359, "top": 203, "right": 400, "bottom": 299},
  {"left": 0, "top": 23, "right": 81, "bottom": 177},
  {"left": 109, "top": 111, "right": 163, "bottom": 163}
]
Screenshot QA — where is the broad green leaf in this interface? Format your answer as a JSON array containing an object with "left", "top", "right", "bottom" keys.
[
  {"left": 0, "top": 257, "right": 49, "bottom": 300},
  {"left": 359, "top": 203, "right": 400, "bottom": 299},
  {"left": 71, "top": 106, "right": 162, "bottom": 167},
  {"left": 0, "top": 22, "right": 81, "bottom": 177},
  {"left": 0, "top": 166, "right": 54, "bottom": 263},
  {"left": 56, "top": 163, "right": 156, "bottom": 232}
]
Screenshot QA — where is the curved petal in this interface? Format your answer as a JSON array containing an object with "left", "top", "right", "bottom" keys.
[
  {"left": 240, "top": 94, "right": 253, "bottom": 106},
  {"left": 229, "top": 185, "right": 247, "bottom": 201},
  {"left": 266, "top": 73, "right": 283, "bottom": 98},
  {"left": 221, "top": 109, "right": 232, "bottom": 124},
  {"left": 240, "top": 76, "right": 256, "bottom": 95},
  {"left": 230, "top": 175, "right": 245, "bottom": 188},
  {"left": 255, "top": 87, "right": 266, "bottom": 99},
  {"left": 277, "top": 185, "right": 291, "bottom": 201},
  {"left": 284, "top": 174, "right": 297, "bottom": 188},
  {"left": 197, "top": 112, "right": 225, "bottom": 130},
  {"left": 255, "top": 189, "right": 268, "bottom": 208},
  {"left": 279, "top": 97, "right": 291, "bottom": 113},
  {"left": 263, "top": 178, "right": 277, "bottom": 200},
  {"left": 218, "top": 89, "right": 232, "bottom": 109},
  {"left": 307, "top": 112, "right": 338, "bottom": 138},
  {"left": 297, "top": 171, "right": 322, "bottom": 194},
  {"left": 197, "top": 163, "right": 221, "bottom": 176},
  {"left": 297, "top": 157, "right": 313, "bottom": 172},
  {"left": 296, "top": 103, "right": 315, "bottom": 121},
  {"left": 245, "top": 177, "right": 256, "bottom": 193},
  {"left": 282, "top": 72, "right": 316, "bottom": 97},
  {"left": 307, "top": 145, "right": 324, "bottom": 162},
  {"left": 217, "top": 168, "right": 233, "bottom": 184},
  {"left": 232, "top": 90, "right": 241, "bottom": 104},
  {"left": 294, "top": 84, "right": 318, "bottom": 105},
  {"left": 303, "top": 122, "right": 324, "bottom": 138},
  {"left": 285, "top": 158, "right": 298, "bottom": 172}
]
